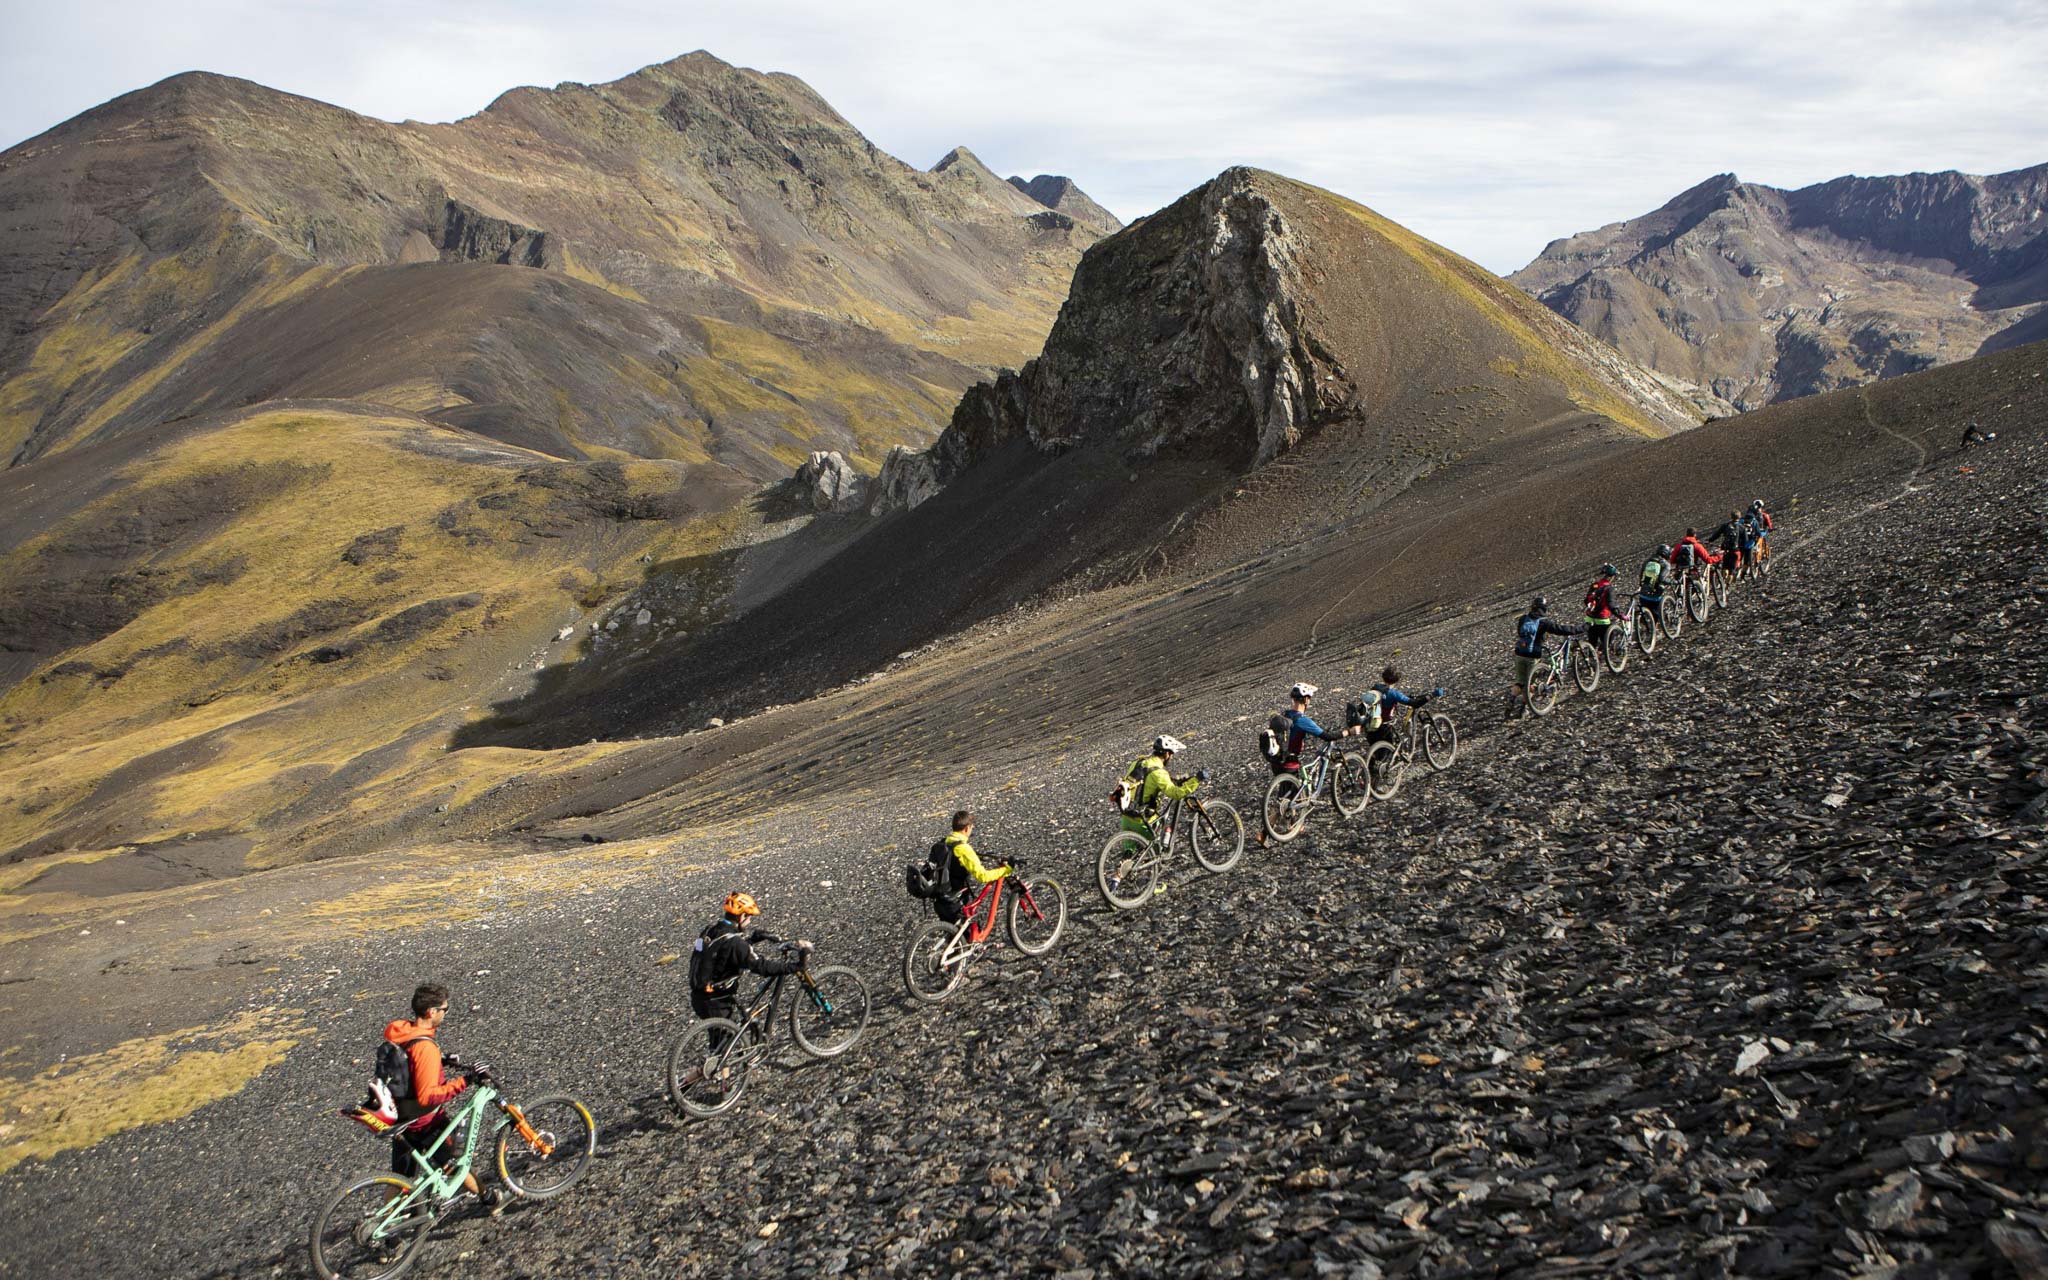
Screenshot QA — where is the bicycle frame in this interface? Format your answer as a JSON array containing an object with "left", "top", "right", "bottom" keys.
[{"left": 366, "top": 1081, "right": 529, "bottom": 1236}]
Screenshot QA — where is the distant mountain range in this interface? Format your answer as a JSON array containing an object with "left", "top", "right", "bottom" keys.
[
  {"left": 1511, "top": 163, "right": 2048, "bottom": 408},
  {"left": 0, "top": 50, "right": 1112, "bottom": 475},
  {"left": 0, "top": 51, "right": 1113, "bottom": 869}
]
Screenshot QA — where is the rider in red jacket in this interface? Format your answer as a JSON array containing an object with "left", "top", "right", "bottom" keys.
[{"left": 1673, "top": 529, "right": 1718, "bottom": 571}]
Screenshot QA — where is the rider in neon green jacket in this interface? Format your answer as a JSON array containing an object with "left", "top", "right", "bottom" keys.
[{"left": 1120, "top": 736, "right": 1201, "bottom": 835}]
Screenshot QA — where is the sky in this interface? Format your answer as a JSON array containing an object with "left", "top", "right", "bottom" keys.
[{"left": 3, "top": 0, "right": 2044, "bottom": 273}]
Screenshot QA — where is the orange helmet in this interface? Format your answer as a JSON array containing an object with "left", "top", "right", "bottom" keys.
[{"left": 723, "top": 891, "right": 760, "bottom": 918}]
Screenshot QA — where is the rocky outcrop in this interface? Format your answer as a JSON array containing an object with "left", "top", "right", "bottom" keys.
[
  {"left": 1007, "top": 173, "right": 1122, "bottom": 234},
  {"left": 433, "top": 199, "right": 559, "bottom": 268},
  {"left": 1512, "top": 162, "right": 2048, "bottom": 408},
  {"left": 919, "top": 168, "right": 1335, "bottom": 478},
  {"left": 866, "top": 445, "right": 943, "bottom": 515},
  {"left": 791, "top": 450, "right": 865, "bottom": 513},
  {"left": 871, "top": 166, "right": 1715, "bottom": 515}
]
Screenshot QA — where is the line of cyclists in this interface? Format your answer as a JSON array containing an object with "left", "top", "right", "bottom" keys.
[{"left": 313, "top": 497, "right": 1777, "bottom": 1279}]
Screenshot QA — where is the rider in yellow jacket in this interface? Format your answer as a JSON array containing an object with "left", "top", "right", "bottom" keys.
[{"left": 1119, "top": 736, "right": 1203, "bottom": 836}]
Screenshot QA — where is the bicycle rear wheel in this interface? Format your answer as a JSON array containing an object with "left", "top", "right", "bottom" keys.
[
  {"left": 1364, "top": 741, "right": 1402, "bottom": 801},
  {"left": 1190, "top": 801, "right": 1245, "bottom": 872},
  {"left": 902, "top": 921, "right": 968, "bottom": 1004},
  {"left": 496, "top": 1094, "right": 596, "bottom": 1199},
  {"left": 1007, "top": 878, "right": 1067, "bottom": 953},
  {"left": 1262, "top": 774, "right": 1308, "bottom": 843},
  {"left": 1424, "top": 714, "right": 1458, "bottom": 770},
  {"left": 309, "top": 1172, "right": 435, "bottom": 1280},
  {"left": 1571, "top": 641, "right": 1600, "bottom": 694},
  {"left": 1332, "top": 751, "right": 1371, "bottom": 816},
  {"left": 1686, "top": 578, "right": 1711, "bottom": 624},
  {"left": 1097, "top": 831, "right": 1162, "bottom": 909},
  {"left": 666, "top": 1018, "right": 750, "bottom": 1117},
  {"left": 790, "top": 965, "right": 870, "bottom": 1058},
  {"left": 1526, "top": 664, "right": 1559, "bottom": 716}
]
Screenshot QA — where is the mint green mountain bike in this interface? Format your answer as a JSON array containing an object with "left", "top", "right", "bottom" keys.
[{"left": 310, "top": 1065, "right": 597, "bottom": 1279}]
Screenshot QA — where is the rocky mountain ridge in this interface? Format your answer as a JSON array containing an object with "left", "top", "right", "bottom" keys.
[
  {"left": 1512, "top": 162, "right": 2048, "bottom": 408},
  {"left": 0, "top": 51, "right": 1107, "bottom": 472},
  {"left": 0, "top": 52, "right": 1112, "bottom": 874}
]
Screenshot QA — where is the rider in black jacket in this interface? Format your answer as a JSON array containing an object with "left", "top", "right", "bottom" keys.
[{"left": 691, "top": 892, "right": 810, "bottom": 1029}]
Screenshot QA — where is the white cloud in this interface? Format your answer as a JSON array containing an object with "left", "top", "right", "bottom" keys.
[{"left": 4, "top": 0, "right": 2044, "bottom": 272}]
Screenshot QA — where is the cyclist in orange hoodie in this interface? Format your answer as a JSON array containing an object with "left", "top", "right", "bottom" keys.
[{"left": 384, "top": 983, "right": 504, "bottom": 1211}]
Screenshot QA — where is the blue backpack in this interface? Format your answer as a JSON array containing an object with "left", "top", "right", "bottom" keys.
[{"left": 1515, "top": 615, "right": 1545, "bottom": 657}]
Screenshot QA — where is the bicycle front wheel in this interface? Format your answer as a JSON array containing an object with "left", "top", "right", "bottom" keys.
[
  {"left": 1687, "top": 578, "right": 1711, "bottom": 623},
  {"left": 666, "top": 1018, "right": 750, "bottom": 1118},
  {"left": 1712, "top": 566, "right": 1729, "bottom": 608},
  {"left": 1636, "top": 609, "right": 1660, "bottom": 654},
  {"left": 309, "top": 1172, "right": 435, "bottom": 1280},
  {"left": 1097, "top": 831, "right": 1162, "bottom": 909},
  {"left": 1007, "top": 878, "right": 1067, "bottom": 954},
  {"left": 902, "top": 921, "right": 968, "bottom": 1004},
  {"left": 1603, "top": 624, "right": 1629, "bottom": 673},
  {"left": 1663, "top": 596, "right": 1685, "bottom": 639},
  {"left": 790, "top": 965, "right": 871, "bottom": 1058},
  {"left": 1263, "top": 773, "right": 1308, "bottom": 842},
  {"left": 1571, "top": 641, "right": 1600, "bottom": 694},
  {"left": 1332, "top": 752, "right": 1372, "bottom": 816},
  {"left": 1758, "top": 542, "right": 1774, "bottom": 577},
  {"left": 496, "top": 1094, "right": 596, "bottom": 1200},
  {"left": 1190, "top": 801, "right": 1245, "bottom": 872},
  {"left": 1424, "top": 714, "right": 1458, "bottom": 770},
  {"left": 1527, "top": 664, "right": 1560, "bottom": 716}
]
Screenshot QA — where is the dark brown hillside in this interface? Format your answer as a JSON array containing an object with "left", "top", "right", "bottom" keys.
[{"left": 456, "top": 168, "right": 1716, "bottom": 751}]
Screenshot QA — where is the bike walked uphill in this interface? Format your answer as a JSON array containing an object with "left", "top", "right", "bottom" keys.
[
  {"left": 667, "top": 892, "right": 872, "bottom": 1118},
  {"left": 304, "top": 492, "right": 1784, "bottom": 1279},
  {"left": 314, "top": 983, "right": 598, "bottom": 1280},
  {"left": 902, "top": 809, "right": 1067, "bottom": 1002},
  {"left": 1099, "top": 735, "right": 1245, "bottom": 908}
]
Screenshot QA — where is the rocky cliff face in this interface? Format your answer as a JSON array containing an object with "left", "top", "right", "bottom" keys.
[
  {"left": 1512, "top": 163, "right": 2048, "bottom": 409},
  {"left": 875, "top": 166, "right": 1713, "bottom": 514}
]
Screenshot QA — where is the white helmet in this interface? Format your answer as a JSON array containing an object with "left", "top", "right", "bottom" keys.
[
  {"left": 1289, "top": 682, "right": 1318, "bottom": 700},
  {"left": 1153, "top": 734, "right": 1186, "bottom": 755}
]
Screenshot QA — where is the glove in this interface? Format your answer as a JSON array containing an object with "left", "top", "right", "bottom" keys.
[
  {"left": 796, "top": 940, "right": 815, "bottom": 954},
  {"left": 466, "top": 1061, "right": 493, "bottom": 1081},
  {"left": 1195, "top": 769, "right": 1209, "bottom": 783},
  {"left": 1433, "top": 687, "right": 1447, "bottom": 698},
  {"left": 443, "top": 1053, "right": 464, "bottom": 1069}
]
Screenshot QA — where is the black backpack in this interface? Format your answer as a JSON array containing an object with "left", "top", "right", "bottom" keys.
[
  {"left": 687, "top": 924, "right": 739, "bottom": 1019},
  {"left": 375, "top": 1037, "right": 430, "bottom": 1120},
  {"left": 904, "top": 839, "right": 950, "bottom": 900},
  {"left": 1258, "top": 714, "right": 1289, "bottom": 773}
]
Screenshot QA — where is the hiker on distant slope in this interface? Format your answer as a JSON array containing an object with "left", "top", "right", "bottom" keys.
[{"left": 1961, "top": 421, "right": 1996, "bottom": 447}]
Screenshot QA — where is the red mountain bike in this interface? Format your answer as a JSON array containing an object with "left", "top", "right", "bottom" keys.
[{"left": 902, "top": 860, "right": 1066, "bottom": 1004}]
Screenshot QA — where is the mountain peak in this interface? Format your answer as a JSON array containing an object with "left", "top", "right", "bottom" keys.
[{"left": 1005, "top": 173, "right": 1122, "bottom": 234}]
